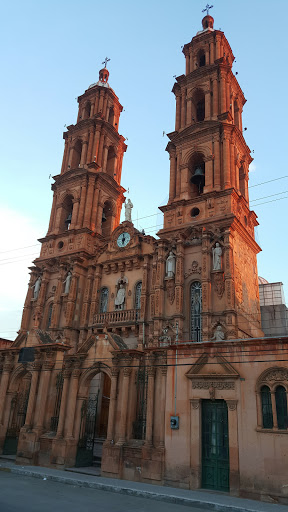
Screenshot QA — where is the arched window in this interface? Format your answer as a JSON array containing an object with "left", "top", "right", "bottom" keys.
[
  {"left": 275, "top": 385, "right": 288, "bottom": 429},
  {"left": 189, "top": 152, "right": 205, "bottom": 196},
  {"left": 135, "top": 282, "right": 142, "bottom": 310},
  {"left": 261, "top": 385, "right": 273, "bottom": 429},
  {"left": 106, "top": 147, "right": 117, "bottom": 177},
  {"left": 60, "top": 195, "right": 73, "bottom": 231},
  {"left": 234, "top": 100, "right": 240, "bottom": 129},
  {"left": 198, "top": 49, "right": 206, "bottom": 67},
  {"left": 83, "top": 102, "right": 91, "bottom": 119},
  {"left": 192, "top": 89, "right": 205, "bottom": 122},
  {"left": 101, "top": 200, "right": 114, "bottom": 238},
  {"left": 46, "top": 303, "right": 53, "bottom": 329},
  {"left": 190, "top": 281, "right": 202, "bottom": 342},
  {"left": 70, "top": 139, "right": 82, "bottom": 169},
  {"left": 108, "top": 107, "right": 115, "bottom": 125},
  {"left": 99, "top": 287, "right": 109, "bottom": 313}
]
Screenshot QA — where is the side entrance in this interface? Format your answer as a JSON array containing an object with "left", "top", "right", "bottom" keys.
[{"left": 201, "top": 399, "right": 229, "bottom": 492}]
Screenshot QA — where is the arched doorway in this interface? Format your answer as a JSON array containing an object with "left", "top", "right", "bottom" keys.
[
  {"left": 3, "top": 372, "right": 31, "bottom": 455},
  {"left": 75, "top": 370, "right": 111, "bottom": 467}
]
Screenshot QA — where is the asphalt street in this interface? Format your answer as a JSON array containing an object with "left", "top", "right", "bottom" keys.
[{"left": 0, "top": 471, "right": 206, "bottom": 512}]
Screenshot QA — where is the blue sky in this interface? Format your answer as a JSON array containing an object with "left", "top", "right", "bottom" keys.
[{"left": 1, "top": 0, "right": 288, "bottom": 339}]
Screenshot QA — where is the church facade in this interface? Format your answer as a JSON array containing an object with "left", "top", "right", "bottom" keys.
[{"left": 1, "top": 14, "right": 288, "bottom": 503}]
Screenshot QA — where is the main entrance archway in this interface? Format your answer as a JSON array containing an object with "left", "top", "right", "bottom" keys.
[
  {"left": 201, "top": 400, "right": 229, "bottom": 492},
  {"left": 75, "top": 369, "right": 111, "bottom": 467},
  {"left": 3, "top": 373, "right": 31, "bottom": 455}
]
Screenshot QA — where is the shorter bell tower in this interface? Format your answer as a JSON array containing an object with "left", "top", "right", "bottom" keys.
[{"left": 46, "top": 63, "right": 127, "bottom": 240}]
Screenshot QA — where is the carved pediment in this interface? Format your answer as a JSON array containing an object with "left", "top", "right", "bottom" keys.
[
  {"left": 185, "top": 352, "right": 239, "bottom": 380},
  {"left": 77, "top": 332, "right": 127, "bottom": 354}
]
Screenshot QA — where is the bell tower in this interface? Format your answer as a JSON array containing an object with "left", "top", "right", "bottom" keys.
[
  {"left": 47, "top": 62, "right": 127, "bottom": 239},
  {"left": 19, "top": 64, "right": 127, "bottom": 347},
  {"left": 158, "top": 14, "right": 263, "bottom": 340}
]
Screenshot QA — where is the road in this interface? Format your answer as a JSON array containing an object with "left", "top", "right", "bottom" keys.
[{"left": 0, "top": 471, "right": 206, "bottom": 512}]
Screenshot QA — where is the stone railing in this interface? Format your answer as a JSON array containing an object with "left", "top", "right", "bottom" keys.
[{"left": 93, "top": 309, "right": 139, "bottom": 326}]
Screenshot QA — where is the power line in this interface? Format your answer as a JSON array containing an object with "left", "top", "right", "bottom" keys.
[
  {"left": 0, "top": 243, "right": 40, "bottom": 254},
  {"left": 249, "top": 175, "right": 288, "bottom": 189}
]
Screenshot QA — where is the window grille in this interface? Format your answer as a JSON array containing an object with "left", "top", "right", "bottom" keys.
[
  {"left": 135, "top": 282, "right": 142, "bottom": 310},
  {"left": 100, "top": 287, "right": 109, "bottom": 313},
  {"left": 261, "top": 385, "right": 273, "bottom": 429},
  {"left": 190, "top": 281, "right": 202, "bottom": 342}
]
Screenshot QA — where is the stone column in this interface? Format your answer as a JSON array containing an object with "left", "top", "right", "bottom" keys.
[
  {"left": 69, "top": 198, "right": 79, "bottom": 230},
  {"left": 80, "top": 267, "right": 94, "bottom": 329},
  {"left": 205, "top": 90, "right": 211, "bottom": 119},
  {"left": 83, "top": 175, "right": 96, "bottom": 227},
  {"left": 186, "top": 98, "right": 192, "bottom": 125},
  {"left": 212, "top": 78, "right": 218, "bottom": 119},
  {"left": 56, "top": 369, "right": 71, "bottom": 438},
  {"left": 158, "top": 365, "right": 167, "bottom": 447},
  {"left": 190, "top": 399, "right": 201, "bottom": 489},
  {"left": 145, "top": 365, "right": 156, "bottom": 446},
  {"left": 98, "top": 90, "right": 105, "bottom": 113},
  {"left": 175, "top": 94, "right": 181, "bottom": 131},
  {"left": 80, "top": 140, "right": 88, "bottom": 166},
  {"left": 169, "top": 151, "right": 176, "bottom": 201},
  {"left": 92, "top": 129, "right": 101, "bottom": 162},
  {"left": 76, "top": 178, "right": 87, "bottom": 229},
  {"left": 65, "top": 368, "right": 81, "bottom": 438},
  {"left": 181, "top": 89, "right": 186, "bottom": 129},
  {"left": 33, "top": 357, "right": 54, "bottom": 432},
  {"left": 271, "top": 392, "right": 278, "bottom": 429},
  {"left": 220, "top": 73, "right": 226, "bottom": 113},
  {"left": 106, "top": 367, "right": 119, "bottom": 441},
  {"left": 204, "top": 157, "right": 213, "bottom": 192},
  {"left": 226, "top": 400, "right": 240, "bottom": 494},
  {"left": 116, "top": 367, "right": 131, "bottom": 445},
  {"left": 0, "top": 358, "right": 13, "bottom": 424},
  {"left": 230, "top": 137, "right": 236, "bottom": 189},
  {"left": 180, "top": 165, "right": 189, "bottom": 199},
  {"left": 23, "top": 361, "right": 41, "bottom": 429},
  {"left": 213, "top": 137, "right": 221, "bottom": 190},
  {"left": 61, "top": 139, "right": 69, "bottom": 173},
  {"left": 255, "top": 392, "right": 262, "bottom": 428},
  {"left": 87, "top": 128, "right": 95, "bottom": 164},
  {"left": 97, "top": 132, "right": 105, "bottom": 167},
  {"left": 215, "top": 35, "right": 221, "bottom": 59},
  {"left": 189, "top": 48, "right": 193, "bottom": 73},
  {"left": 175, "top": 154, "right": 181, "bottom": 198},
  {"left": 222, "top": 134, "right": 231, "bottom": 188},
  {"left": 102, "top": 142, "right": 109, "bottom": 172}
]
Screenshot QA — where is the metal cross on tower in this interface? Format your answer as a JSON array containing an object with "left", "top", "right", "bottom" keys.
[
  {"left": 102, "top": 57, "right": 111, "bottom": 68},
  {"left": 202, "top": 4, "right": 213, "bottom": 15}
]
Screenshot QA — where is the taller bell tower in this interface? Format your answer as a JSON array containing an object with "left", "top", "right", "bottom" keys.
[{"left": 159, "top": 14, "right": 263, "bottom": 340}]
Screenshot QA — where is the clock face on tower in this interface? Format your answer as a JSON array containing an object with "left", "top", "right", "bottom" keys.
[{"left": 117, "top": 232, "right": 131, "bottom": 248}]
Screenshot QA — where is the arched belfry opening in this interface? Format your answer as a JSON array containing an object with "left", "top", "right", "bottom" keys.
[
  {"left": 198, "top": 49, "right": 206, "bottom": 67},
  {"left": 189, "top": 152, "right": 205, "bottom": 196},
  {"left": 101, "top": 200, "right": 114, "bottom": 238},
  {"left": 106, "top": 147, "right": 117, "bottom": 177},
  {"left": 76, "top": 369, "right": 111, "bottom": 467},
  {"left": 83, "top": 102, "right": 91, "bottom": 120},
  {"left": 192, "top": 89, "right": 205, "bottom": 122},
  {"left": 234, "top": 100, "right": 240, "bottom": 129},
  {"left": 60, "top": 195, "right": 74, "bottom": 231},
  {"left": 70, "top": 140, "right": 82, "bottom": 169}
]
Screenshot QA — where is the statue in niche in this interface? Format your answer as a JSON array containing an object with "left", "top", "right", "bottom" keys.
[
  {"left": 63, "top": 271, "right": 72, "bottom": 294},
  {"left": 115, "top": 282, "right": 126, "bottom": 310},
  {"left": 166, "top": 251, "right": 176, "bottom": 278},
  {"left": 124, "top": 198, "right": 133, "bottom": 222},
  {"left": 211, "top": 325, "right": 225, "bottom": 342},
  {"left": 32, "top": 276, "right": 42, "bottom": 299},
  {"left": 212, "top": 242, "right": 222, "bottom": 271}
]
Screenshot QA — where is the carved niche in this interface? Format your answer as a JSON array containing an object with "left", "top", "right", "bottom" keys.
[
  {"left": 166, "top": 279, "right": 175, "bottom": 305},
  {"left": 213, "top": 271, "right": 225, "bottom": 298}
]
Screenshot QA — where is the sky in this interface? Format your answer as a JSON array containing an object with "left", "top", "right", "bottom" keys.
[{"left": 1, "top": 0, "right": 288, "bottom": 340}]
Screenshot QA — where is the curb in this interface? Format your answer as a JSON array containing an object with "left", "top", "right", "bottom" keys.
[{"left": 4, "top": 466, "right": 271, "bottom": 512}]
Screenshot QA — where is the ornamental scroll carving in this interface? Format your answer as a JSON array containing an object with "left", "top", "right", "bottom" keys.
[
  {"left": 214, "top": 272, "right": 225, "bottom": 298},
  {"left": 166, "top": 279, "right": 175, "bottom": 305},
  {"left": 192, "top": 381, "right": 235, "bottom": 390},
  {"left": 184, "top": 260, "right": 202, "bottom": 279},
  {"left": 263, "top": 369, "right": 288, "bottom": 382}
]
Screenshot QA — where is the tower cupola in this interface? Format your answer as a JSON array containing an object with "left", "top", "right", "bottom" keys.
[
  {"left": 99, "top": 66, "right": 109, "bottom": 84},
  {"left": 201, "top": 15, "right": 214, "bottom": 30}
]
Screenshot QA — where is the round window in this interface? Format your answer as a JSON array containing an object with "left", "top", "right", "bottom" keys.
[
  {"left": 191, "top": 207, "right": 200, "bottom": 217},
  {"left": 58, "top": 241, "right": 64, "bottom": 249}
]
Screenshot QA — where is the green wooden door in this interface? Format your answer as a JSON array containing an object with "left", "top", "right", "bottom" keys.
[{"left": 202, "top": 400, "right": 229, "bottom": 492}]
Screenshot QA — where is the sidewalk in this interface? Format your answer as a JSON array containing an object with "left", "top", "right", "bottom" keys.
[{"left": 0, "top": 458, "right": 287, "bottom": 512}]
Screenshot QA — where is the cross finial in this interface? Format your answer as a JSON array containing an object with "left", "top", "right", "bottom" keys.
[
  {"left": 202, "top": 4, "right": 213, "bottom": 15},
  {"left": 102, "top": 57, "right": 110, "bottom": 68}
]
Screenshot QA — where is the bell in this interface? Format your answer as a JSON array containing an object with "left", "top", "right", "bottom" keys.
[
  {"left": 102, "top": 211, "right": 107, "bottom": 223},
  {"left": 191, "top": 166, "right": 205, "bottom": 192},
  {"left": 65, "top": 212, "right": 72, "bottom": 228}
]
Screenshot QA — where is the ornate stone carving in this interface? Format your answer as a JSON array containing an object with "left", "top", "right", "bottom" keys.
[
  {"left": 191, "top": 399, "right": 200, "bottom": 409},
  {"left": 264, "top": 369, "right": 288, "bottom": 382},
  {"left": 184, "top": 260, "right": 202, "bottom": 279},
  {"left": 192, "top": 381, "right": 235, "bottom": 390},
  {"left": 226, "top": 400, "right": 238, "bottom": 411},
  {"left": 166, "top": 279, "right": 175, "bottom": 305}
]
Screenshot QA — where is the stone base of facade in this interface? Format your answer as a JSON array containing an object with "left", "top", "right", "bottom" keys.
[{"left": 102, "top": 441, "right": 165, "bottom": 484}]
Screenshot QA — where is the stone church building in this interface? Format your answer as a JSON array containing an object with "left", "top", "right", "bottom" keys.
[{"left": 1, "top": 13, "right": 288, "bottom": 503}]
